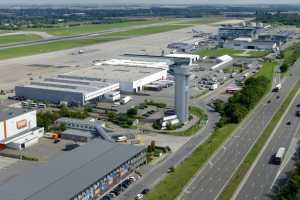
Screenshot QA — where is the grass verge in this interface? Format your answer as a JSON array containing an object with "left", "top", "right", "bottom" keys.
[
  {"left": 196, "top": 48, "right": 267, "bottom": 58},
  {"left": 164, "top": 106, "right": 207, "bottom": 137},
  {"left": 144, "top": 123, "right": 238, "bottom": 200},
  {"left": 0, "top": 34, "right": 42, "bottom": 44},
  {"left": 217, "top": 80, "right": 300, "bottom": 200}
]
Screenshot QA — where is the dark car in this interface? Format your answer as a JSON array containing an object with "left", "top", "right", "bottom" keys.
[
  {"left": 286, "top": 121, "right": 291, "bottom": 125},
  {"left": 141, "top": 188, "right": 150, "bottom": 195},
  {"left": 276, "top": 95, "right": 280, "bottom": 99},
  {"left": 296, "top": 104, "right": 300, "bottom": 108}
]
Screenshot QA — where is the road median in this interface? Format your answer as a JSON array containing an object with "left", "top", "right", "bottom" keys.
[{"left": 217, "top": 80, "right": 300, "bottom": 200}]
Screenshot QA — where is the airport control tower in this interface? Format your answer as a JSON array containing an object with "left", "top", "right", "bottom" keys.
[{"left": 174, "top": 65, "right": 191, "bottom": 123}]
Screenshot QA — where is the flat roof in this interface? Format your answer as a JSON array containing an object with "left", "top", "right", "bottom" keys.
[
  {"left": 0, "top": 107, "right": 32, "bottom": 122},
  {"left": 62, "top": 129, "right": 95, "bottom": 138},
  {"left": 17, "top": 76, "right": 119, "bottom": 95},
  {"left": 66, "top": 64, "right": 166, "bottom": 82},
  {"left": 0, "top": 139, "right": 145, "bottom": 200}
]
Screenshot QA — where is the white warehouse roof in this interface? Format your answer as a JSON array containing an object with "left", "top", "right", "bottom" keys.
[
  {"left": 101, "top": 59, "right": 169, "bottom": 69},
  {"left": 66, "top": 64, "right": 167, "bottom": 82},
  {"left": 165, "top": 53, "right": 200, "bottom": 60}
]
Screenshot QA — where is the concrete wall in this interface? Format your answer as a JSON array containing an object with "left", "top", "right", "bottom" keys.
[{"left": 0, "top": 110, "right": 37, "bottom": 141}]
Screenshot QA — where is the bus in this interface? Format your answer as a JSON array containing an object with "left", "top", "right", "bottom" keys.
[{"left": 273, "top": 147, "right": 286, "bottom": 165}]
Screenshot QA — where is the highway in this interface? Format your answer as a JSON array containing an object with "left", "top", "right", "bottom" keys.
[
  {"left": 178, "top": 63, "right": 300, "bottom": 200},
  {"left": 115, "top": 102, "right": 219, "bottom": 200},
  {"left": 234, "top": 86, "right": 300, "bottom": 200}
]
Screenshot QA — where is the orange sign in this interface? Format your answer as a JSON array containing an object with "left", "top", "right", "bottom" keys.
[{"left": 16, "top": 120, "right": 27, "bottom": 129}]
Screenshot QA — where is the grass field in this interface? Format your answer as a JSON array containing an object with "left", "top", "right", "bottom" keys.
[
  {"left": 0, "top": 24, "right": 190, "bottom": 60},
  {"left": 24, "top": 19, "right": 164, "bottom": 36},
  {"left": 109, "top": 24, "right": 189, "bottom": 37},
  {"left": 196, "top": 48, "right": 268, "bottom": 58},
  {"left": 0, "top": 34, "right": 41, "bottom": 44},
  {"left": 217, "top": 80, "right": 300, "bottom": 200}
]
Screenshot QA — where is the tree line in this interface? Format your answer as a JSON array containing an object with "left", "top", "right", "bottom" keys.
[
  {"left": 280, "top": 42, "right": 300, "bottom": 73},
  {"left": 213, "top": 76, "right": 270, "bottom": 127}
]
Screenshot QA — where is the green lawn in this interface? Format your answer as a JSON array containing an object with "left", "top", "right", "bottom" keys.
[
  {"left": 24, "top": 19, "right": 164, "bottom": 36},
  {"left": 217, "top": 80, "right": 300, "bottom": 200},
  {"left": 109, "top": 24, "right": 189, "bottom": 37},
  {"left": 0, "top": 24, "right": 190, "bottom": 60},
  {"left": 162, "top": 106, "right": 207, "bottom": 137},
  {"left": 196, "top": 48, "right": 268, "bottom": 58},
  {"left": 0, "top": 34, "right": 41, "bottom": 44},
  {"left": 144, "top": 123, "right": 238, "bottom": 200},
  {"left": 254, "top": 61, "right": 277, "bottom": 90}
]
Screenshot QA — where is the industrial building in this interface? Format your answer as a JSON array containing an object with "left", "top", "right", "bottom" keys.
[
  {"left": 257, "top": 33, "right": 289, "bottom": 45},
  {"left": 223, "top": 38, "right": 278, "bottom": 52},
  {"left": 174, "top": 65, "right": 191, "bottom": 123},
  {"left": 0, "top": 139, "right": 146, "bottom": 200},
  {"left": 55, "top": 118, "right": 112, "bottom": 142},
  {"left": 16, "top": 76, "right": 119, "bottom": 106},
  {"left": 218, "top": 26, "right": 257, "bottom": 40},
  {"left": 66, "top": 61, "right": 168, "bottom": 93},
  {"left": 0, "top": 107, "right": 44, "bottom": 150}
]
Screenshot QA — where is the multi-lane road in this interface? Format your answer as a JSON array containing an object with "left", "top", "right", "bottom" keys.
[
  {"left": 234, "top": 78, "right": 300, "bottom": 200},
  {"left": 178, "top": 63, "right": 300, "bottom": 200}
]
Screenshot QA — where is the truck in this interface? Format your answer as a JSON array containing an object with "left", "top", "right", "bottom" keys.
[
  {"left": 120, "top": 96, "right": 132, "bottom": 104},
  {"left": 273, "top": 83, "right": 281, "bottom": 92},
  {"left": 273, "top": 147, "right": 286, "bottom": 165}
]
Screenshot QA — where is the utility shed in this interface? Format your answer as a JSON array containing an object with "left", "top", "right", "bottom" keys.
[{"left": 0, "top": 139, "right": 146, "bottom": 200}]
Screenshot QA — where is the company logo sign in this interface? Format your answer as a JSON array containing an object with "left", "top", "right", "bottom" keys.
[{"left": 16, "top": 120, "right": 27, "bottom": 129}]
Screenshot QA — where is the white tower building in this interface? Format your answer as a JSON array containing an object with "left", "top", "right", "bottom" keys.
[{"left": 174, "top": 65, "right": 191, "bottom": 123}]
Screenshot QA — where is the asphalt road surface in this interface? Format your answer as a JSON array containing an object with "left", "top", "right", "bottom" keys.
[
  {"left": 178, "top": 63, "right": 300, "bottom": 200},
  {"left": 115, "top": 102, "right": 219, "bottom": 200},
  {"left": 235, "top": 90, "right": 300, "bottom": 200}
]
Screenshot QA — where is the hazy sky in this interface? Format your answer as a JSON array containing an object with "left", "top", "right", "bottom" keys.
[{"left": 1, "top": 0, "right": 300, "bottom": 5}]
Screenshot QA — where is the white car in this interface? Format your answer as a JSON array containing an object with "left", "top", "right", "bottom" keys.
[{"left": 135, "top": 193, "right": 144, "bottom": 200}]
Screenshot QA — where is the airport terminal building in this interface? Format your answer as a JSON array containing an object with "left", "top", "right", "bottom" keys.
[{"left": 0, "top": 139, "right": 146, "bottom": 200}]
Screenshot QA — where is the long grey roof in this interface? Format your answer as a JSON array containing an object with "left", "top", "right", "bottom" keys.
[{"left": 0, "top": 139, "right": 145, "bottom": 200}]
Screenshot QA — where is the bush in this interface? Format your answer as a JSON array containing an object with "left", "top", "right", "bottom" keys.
[{"left": 127, "top": 108, "right": 138, "bottom": 116}]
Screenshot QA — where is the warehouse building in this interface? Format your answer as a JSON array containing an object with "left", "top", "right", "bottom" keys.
[
  {"left": 16, "top": 76, "right": 120, "bottom": 106},
  {"left": 0, "top": 107, "right": 44, "bottom": 150},
  {"left": 65, "top": 62, "right": 168, "bottom": 93},
  {"left": 56, "top": 118, "right": 112, "bottom": 142},
  {"left": 223, "top": 38, "right": 278, "bottom": 52},
  {"left": 218, "top": 26, "right": 257, "bottom": 40},
  {"left": 0, "top": 139, "right": 146, "bottom": 200}
]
